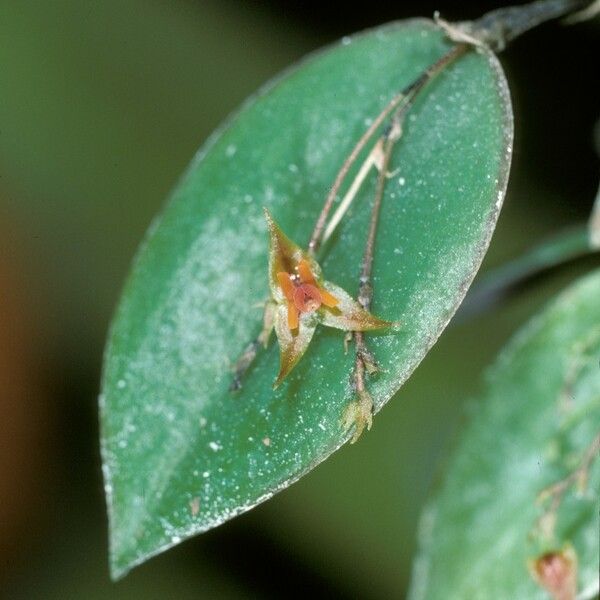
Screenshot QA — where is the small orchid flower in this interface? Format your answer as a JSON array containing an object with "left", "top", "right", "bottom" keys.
[{"left": 264, "top": 208, "right": 392, "bottom": 387}]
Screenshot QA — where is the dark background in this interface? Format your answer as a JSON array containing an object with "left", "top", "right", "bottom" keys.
[{"left": 1, "top": 1, "right": 597, "bottom": 598}]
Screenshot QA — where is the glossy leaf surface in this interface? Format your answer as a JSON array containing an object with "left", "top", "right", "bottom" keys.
[
  {"left": 409, "top": 270, "right": 600, "bottom": 599},
  {"left": 100, "top": 20, "right": 512, "bottom": 577}
]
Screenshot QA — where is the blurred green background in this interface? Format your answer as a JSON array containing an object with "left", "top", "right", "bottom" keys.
[{"left": 0, "top": 1, "right": 597, "bottom": 598}]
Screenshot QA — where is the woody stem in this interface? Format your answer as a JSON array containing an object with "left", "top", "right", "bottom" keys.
[
  {"left": 469, "top": 0, "right": 592, "bottom": 50},
  {"left": 351, "top": 119, "right": 401, "bottom": 413},
  {"left": 357, "top": 123, "right": 398, "bottom": 312}
]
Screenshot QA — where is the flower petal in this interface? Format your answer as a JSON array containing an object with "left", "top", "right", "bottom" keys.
[
  {"left": 319, "top": 288, "right": 339, "bottom": 308},
  {"left": 276, "top": 272, "right": 296, "bottom": 302},
  {"left": 264, "top": 209, "right": 304, "bottom": 300},
  {"left": 286, "top": 301, "right": 299, "bottom": 330},
  {"left": 264, "top": 209, "right": 322, "bottom": 300},
  {"left": 297, "top": 259, "right": 315, "bottom": 284},
  {"left": 319, "top": 281, "right": 394, "bottom": 331},
  {"left": 273, "top": 304, "right": 317, "bottom": 387}
]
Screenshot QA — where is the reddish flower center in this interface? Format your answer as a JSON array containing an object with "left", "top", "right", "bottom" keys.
[
  {"left": 293, "top": 283, "right": 322, "bottom": 313},
  {"left": 276, "top": 260, "right": 339, "bottom": 331}
]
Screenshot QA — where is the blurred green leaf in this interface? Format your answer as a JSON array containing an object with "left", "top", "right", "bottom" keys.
[
  {"left": 409, "top": 269, "right": 600, "bottom": 599},
  {"left": 459, "top": 224, "right": 599, "bottom": 319},
  {"left": 100, "top": 20, "right": 512, "bottom": 578}
]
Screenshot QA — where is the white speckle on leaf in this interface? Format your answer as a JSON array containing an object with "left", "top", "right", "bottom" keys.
[{"left": 189, "top": 497, "right": 200, "bottom": 517}]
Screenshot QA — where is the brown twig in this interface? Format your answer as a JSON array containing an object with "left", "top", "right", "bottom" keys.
[
  {"left": 534, "top": 432, "right": 600, "bottom": 539},
  {"left": 346, "top": 120, "right": 402, "bottom": 442}
]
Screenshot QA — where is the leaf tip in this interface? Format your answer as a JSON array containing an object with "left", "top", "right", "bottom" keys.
[{"left": 108, "top": 549, "right": 131, "bottom": 583}]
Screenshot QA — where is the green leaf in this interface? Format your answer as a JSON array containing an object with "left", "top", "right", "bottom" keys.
[
  {"left": 100, "top": 19, "right": 513, "bottom": 578},
  {"left": 409, "top": 270, "right": 600, "bottom": 599}
]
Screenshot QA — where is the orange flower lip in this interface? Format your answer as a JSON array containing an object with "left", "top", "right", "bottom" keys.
[
  {"left": 276, "top": 259, "right": 339, "bottom": 330},
  {"left": 293, "top": 283, "right": 321, "bottom": 313}
]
